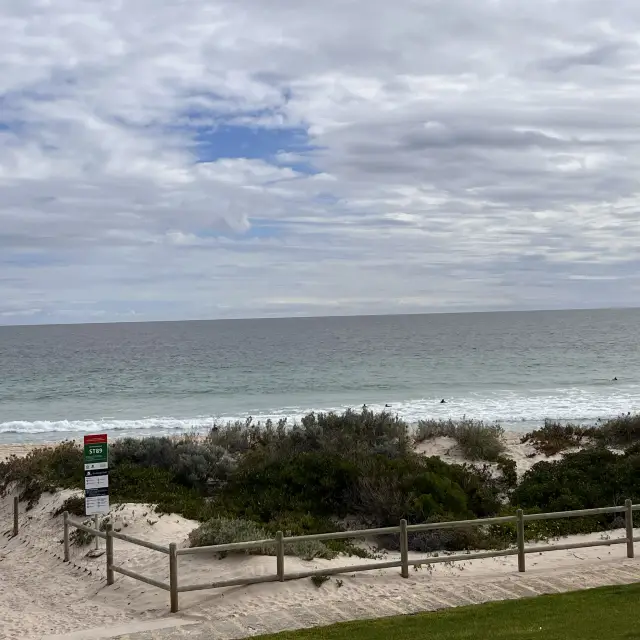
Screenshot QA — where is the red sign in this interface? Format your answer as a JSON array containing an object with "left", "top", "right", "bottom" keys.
[{"left": 84, "top": 434, "right": 108, "bottom": 445}]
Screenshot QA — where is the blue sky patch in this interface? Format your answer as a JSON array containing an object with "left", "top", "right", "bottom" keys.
[{"left": 192, "top": 123, "right": 311, "bottom": 163}]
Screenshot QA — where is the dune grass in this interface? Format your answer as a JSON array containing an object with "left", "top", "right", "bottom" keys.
[
  {"left": 415, "top": 418, "right": 506, "bottom": 462},
  {"left": 258, "top": 583, "right": 640, "bottom": 639}
]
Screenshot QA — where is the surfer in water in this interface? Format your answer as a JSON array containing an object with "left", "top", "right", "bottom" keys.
[{"left": 440, "top": 399, "right": 446, "bottom": 404}]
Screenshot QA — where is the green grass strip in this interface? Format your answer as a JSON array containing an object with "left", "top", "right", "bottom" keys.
[{"left": 258, "top": 582, "right": 640, "bottom": 639}]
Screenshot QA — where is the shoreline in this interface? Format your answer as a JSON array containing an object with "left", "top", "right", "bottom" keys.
[
  {"left": 0, "top": 413, "right": 625, "bottom": 447},
  {"left": 2, "top": 398, "right": 638, "bottom": 446}
]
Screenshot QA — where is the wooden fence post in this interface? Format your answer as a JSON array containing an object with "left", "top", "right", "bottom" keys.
[
  {"left": 13, "top": 497, "right": 18, "bottom": 537},
  {"left": 400, "top": 519, "right": 409, "bottom": 579},
  {"left": 106, "top": 523, "right": 114, "bottom": 585},
  {"left": 169, "top": 543, "right": 179, "bottom": 613},
  {"left": 517, "top": 509, "right": 526, "bottom": 572},
  {"left": 276, "top": 531, "right": 285, "bottom": 582},
  {"left": 63, "top": 511, "right": 70, "bottom": 562},
  {"left": 626, "top": 499, "right": 634, "bottom": 559}
]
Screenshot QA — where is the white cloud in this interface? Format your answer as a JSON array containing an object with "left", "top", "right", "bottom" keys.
[{"left": 2, "top": 0, "right": 640, "bottom": 323}]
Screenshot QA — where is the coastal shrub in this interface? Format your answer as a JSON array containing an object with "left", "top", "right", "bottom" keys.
[
  {"left": 110, "top": 436, "right": 236, "bottom": 493},
  {"left": 512, "top": 447, "right": 640, "bottom": 536},
  {"left": 595, "top": 414, "right": 640, "bottom": 447},
  {"left": 0, "top": 441, "right": 83, "bottom": 508},
  {"left": 223, "top": 447, "right": 503, "bottom": 532},
  {"left": 415, "top": 418, "right": 505, "bottom": 462},
  {"left": 209, "top": 407, "right": 411, "bottom": 460},
  {"left": 414, "top": 419, "right": 457, "bottom": 442},
  {"left": 70, "top": 522, "right": 94, "bottom": 547},
  {"left": 311, "top": 575, "right": 330, "bottom": 587},
  {"left": 221, "top": 451, "right": 359, "bottom": 521},
  {"left": 188, "top": 517, "right": 335, "bottom": 560},
  {"left": 207, "top": 418, "right": 289, "bottom": 454},
  {"left": 520, "top": 421, "right": 595, "bottom": 456},
  {"left": 519, "top": 414, "right": 640, "bottom": 456},
  {"left": 455, "top": 422, "right": 505, "bottom": 462},
  {"left": 350, "top": 454, "right": 503, "bottom": 527},
  {"left": 379, "top": 522, "right": 503, "bottom": 554},
  {"left": 294, "top": 408, "right": 410, "bottom": 458},
  {"left": 110, "top": 464, "right": 214, "bottom": 521},
  {"left": 54, "top": 494, "right": 85, "bottom": 517},
  {"left": 346, "top": 455, "right": 474, "bottom": 526},
  {"left": 263, "top": 512, "right": 372, "bottom": 558},
  {"left": 496, "top": 456, "right": 518, "bottom": 490}
]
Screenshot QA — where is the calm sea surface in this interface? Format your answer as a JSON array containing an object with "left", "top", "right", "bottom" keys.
[{"left": 1, "top": 309, "right": 639, "bottom": 443}]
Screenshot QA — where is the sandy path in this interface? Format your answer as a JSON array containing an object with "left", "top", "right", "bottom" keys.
[
  {"left": 0, "top": 535, "right": 136, "bottom": 639},
  {"left": 40, "top": 556, "right": 640, "bottom": 639}
]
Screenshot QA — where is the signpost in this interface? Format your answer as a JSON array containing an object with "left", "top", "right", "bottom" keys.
[{"left": 84, "top": 434, "right": 109, "bottom": 516}]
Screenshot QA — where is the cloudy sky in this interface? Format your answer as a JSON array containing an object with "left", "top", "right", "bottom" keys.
[{"left": 2, "top": 0, "right": 640, "bottom": 325}]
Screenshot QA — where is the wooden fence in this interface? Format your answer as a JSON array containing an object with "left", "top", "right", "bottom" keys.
[{"left": 61, "top": 500, "right": 639, "bottom": 614}]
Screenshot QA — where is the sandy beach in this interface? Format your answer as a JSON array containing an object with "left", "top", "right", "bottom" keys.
[{"left": 2, "top": 434, "right": 640, "bottom": 639}]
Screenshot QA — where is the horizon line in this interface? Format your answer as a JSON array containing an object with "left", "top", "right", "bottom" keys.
[{"left": 1, "top": 304, "right": 638, "bottom": 330}]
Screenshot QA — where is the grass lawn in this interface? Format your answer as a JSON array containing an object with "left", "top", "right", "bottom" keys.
[{"left": 258, "top": 583, "right": 640, "bottom": 639}]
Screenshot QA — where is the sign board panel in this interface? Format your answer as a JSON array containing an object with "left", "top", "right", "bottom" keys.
[{"left": 84, "top": 434, "right": 109, "bottom": 515}]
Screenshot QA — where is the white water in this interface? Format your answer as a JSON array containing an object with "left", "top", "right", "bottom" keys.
[{"left": 2, "top": 384, "right": 639, "bottom": 443}]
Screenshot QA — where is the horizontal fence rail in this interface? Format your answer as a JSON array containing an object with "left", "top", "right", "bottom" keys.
[
  {"left": 110, "top": 530, "right": 170, "bottom": 554},
  {"left": 522, "top": 505, "right": 626, "bottom": 521},
  {"left": 59, "top": 499, "right": 639, "bottom": 613}
]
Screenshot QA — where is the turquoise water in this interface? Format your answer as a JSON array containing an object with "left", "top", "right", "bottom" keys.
[{"left": 1, "top": 308, "right": 639, "bottom": 443}]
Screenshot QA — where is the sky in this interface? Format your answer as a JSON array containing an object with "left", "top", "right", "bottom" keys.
[{"left": 2, "top": 0, "right": 640, "bottom": 325}]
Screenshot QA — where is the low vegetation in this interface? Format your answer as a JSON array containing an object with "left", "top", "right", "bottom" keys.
[
  {"left": 595, "top": 413, "right": 640, "bottom": 447},
  {"left": 415, "top": 418, "right": 506, "bottom": 462},
  {"left": 54, "top": 494, "right": 85, "bottom": 517},
  {"left": 521, "top": 414, "right": 640, "bottom": 456},
  {"left": 0, "top": 441, "right": 83, "bottom": 508},
  {"left": 188, "top": 517, "right": 336, "bottom": 560},
  {"left": 3, "top": 409, "right": 640, "bottom": 556},
  {"left": 255, "top": 583, "right": 640, "bottom": 639}
]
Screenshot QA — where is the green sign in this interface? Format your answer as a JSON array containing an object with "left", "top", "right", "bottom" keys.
[{"left": 84, "top": 442, "right": 108, "bottom": 464}]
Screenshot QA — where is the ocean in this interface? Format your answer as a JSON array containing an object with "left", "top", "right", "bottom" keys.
[{"left": 1, "top": 308, "right": 639, "bottom": 444}]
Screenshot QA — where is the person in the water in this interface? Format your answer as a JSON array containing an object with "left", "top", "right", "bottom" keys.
[{"left": 440, "top": 399, "right": 446, "bottom": 404}]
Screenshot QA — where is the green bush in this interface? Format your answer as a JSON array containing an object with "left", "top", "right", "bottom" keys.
[
  {"left": 0, "top": 441, "right": 83, "bottom": 508},
  {"left": 70, "top": 524, "right": 94, "bottom": 547},
  {"left": 188, "top": 517, "right": 335, "bottom": 560},
  {"left": 520, "top": 421, "right": 595, "bottom": 456},
  {"left": 207, "top": 418, "right": 289, "bottom": 454},
  {"left": 512, "top": 447, "right": 640, "bottom": 536},
  {"left": 209, "top": 407, "right": 411, "bottom": 461},
  {"left": 496, "top": 456, "right": 518, "bottom": 490},
  {"left": 415, "top": 418, "right": 505, "bottom": 462},
  {"left": 595, "top": 414, "right": 640, "bottom": 447},
  {"left": 223, "top": 448, "right": 503, "bottom": 532},
  {"left": 220, "top": 451, "right": 360, "bottom": 522},
  {"left": 415, "top": 419, "right": 458, "bottom": 442},
  {"left": 110, "top": 436, "right": 236, "bottom": 493},
  {"left": 54, "top": 494, "right": 85, "bottom": 517},
  {"left": 380, "top": 523, "right": 506, "bottom": 554},
  {"left": 110, "top": 464, "right": 214, "bottom": 521},
  {"left": 455, "top": 423, "right": 505, "bottom": 462}
]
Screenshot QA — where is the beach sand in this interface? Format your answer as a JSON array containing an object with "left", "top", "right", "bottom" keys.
[{"left": 1, "top": 435, "right": 638, "bottom": 639}]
